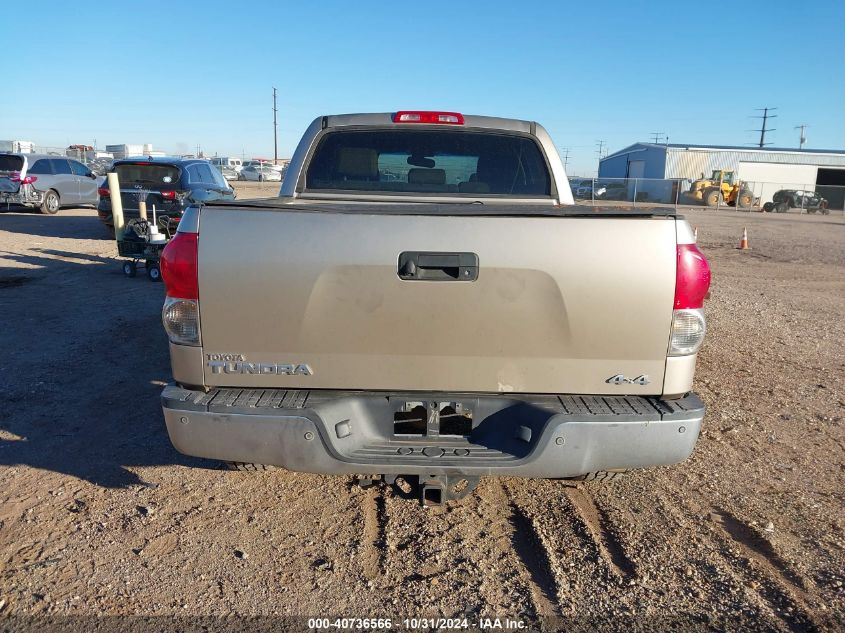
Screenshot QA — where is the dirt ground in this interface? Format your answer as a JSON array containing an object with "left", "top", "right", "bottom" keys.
[{"left": 0, "top": 195, "right": 843, "bottom": 632}]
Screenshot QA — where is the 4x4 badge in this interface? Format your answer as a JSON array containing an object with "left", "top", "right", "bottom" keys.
[{"left": 606, "top": 374, "right": 650, "bottom": 386}]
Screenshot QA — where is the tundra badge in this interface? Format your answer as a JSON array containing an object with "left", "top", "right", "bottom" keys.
[{"left": 207, "top": 360, "right": 313, "bottom": 376}]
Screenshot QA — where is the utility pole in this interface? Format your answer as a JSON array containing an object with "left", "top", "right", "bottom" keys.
[
  {"left": 794, "top": 124, "right": 808, "bottom": 149},
  {"left": 560, "top": 147, "right": 570, "bottom": 171},
  {"left": 272, "top": 87, "right": 278, "bottom": 164},
  {"left": 596, "top": 140, "right": 606, "bottom": 159},
  {"left": 752, "top": 107, "right": 777, "bottom": 147}
]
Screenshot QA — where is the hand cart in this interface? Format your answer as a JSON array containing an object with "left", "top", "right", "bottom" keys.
[{"left": 116, "top": 217, "right": 172, "bottom": 282}]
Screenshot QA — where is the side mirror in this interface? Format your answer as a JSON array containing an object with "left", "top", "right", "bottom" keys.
[{"left": 87, "top": 172, "right": 96, "bottom": 179}]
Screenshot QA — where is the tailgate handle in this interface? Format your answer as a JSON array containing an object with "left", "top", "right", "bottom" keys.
[{"left": 398, "top": 251, "right": 478, "bottom": 281}]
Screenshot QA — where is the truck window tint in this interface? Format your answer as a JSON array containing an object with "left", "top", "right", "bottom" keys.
[{"left": 305, "top": 130, "right": 551, "bottom": 196}]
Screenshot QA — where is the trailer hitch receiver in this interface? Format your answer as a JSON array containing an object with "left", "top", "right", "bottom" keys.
[{"left": 419, "top": 474, "right": 480, "bottom": 506}]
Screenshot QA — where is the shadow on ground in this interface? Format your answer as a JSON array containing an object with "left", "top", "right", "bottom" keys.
[
  {"left": 0, "top": 206, "right": 109, "bottom": 240},
  {"left": 0, "top": 217, "right": 209, "bottom": 488}
]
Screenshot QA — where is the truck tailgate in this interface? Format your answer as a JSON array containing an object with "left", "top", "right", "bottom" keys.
[{"left": 197, "top": 208, "right": 676, "bottom": 395}]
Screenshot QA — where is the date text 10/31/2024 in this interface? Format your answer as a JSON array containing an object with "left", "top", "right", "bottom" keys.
[{"left": 307, "top": 617, "right": 527, "bottom": 630}]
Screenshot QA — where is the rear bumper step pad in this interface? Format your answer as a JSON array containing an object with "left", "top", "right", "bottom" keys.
[{"left": 162, "top": 386, "right": 704, "bottom": 478}]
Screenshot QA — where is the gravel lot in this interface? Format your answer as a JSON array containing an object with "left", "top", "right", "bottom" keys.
[{"left": 0, "top": 196, "right": 843, "bottom": 631}]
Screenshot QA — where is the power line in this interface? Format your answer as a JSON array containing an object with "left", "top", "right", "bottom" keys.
[
  {"left": 751, "top": 107, "right": 777, "bottom": 147},
  {"left": 794, "top": 123, "right": 808, "bottom": 149}
]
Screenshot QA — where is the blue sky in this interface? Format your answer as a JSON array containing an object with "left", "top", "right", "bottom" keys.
[{"left": 2, "top": 0, "right": 843, "bottom": 175}]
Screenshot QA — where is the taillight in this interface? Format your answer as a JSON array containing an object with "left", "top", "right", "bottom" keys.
[
  {"left": 669, "top": 310, "right": 706, "bottom": 356},
  {"left": 162, "top": 297, "right": 200, "bottom": 346},
  {"left": 670, "top": 243, "right": 711, "bottom": 356},
  {"left": 160, "top": 232, "right": 198, "bottom": 300},
  {"left": 161, "top": 232, "right": 200, "bottom": 346},
  {"left": 674, "top": 244, "right": 710, "bottom": 309},
  {"left": 97, "top": 186, "right": 110, "bottom": 197},
  {"left": 10, "top": 173, "right": 37, "bottom": 185},
  {"left": 393, "top": 111, "right": 464, "bottom": 124},
  {"left": 159, "top": 190, "right": 177, "bottom": 200}
]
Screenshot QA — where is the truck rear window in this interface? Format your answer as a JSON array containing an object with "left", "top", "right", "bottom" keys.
[
  {"left": 114, "top": 163, "right": 181, "bottom": 188},
  {"left": 305, "top": 130, "right": 551, "bottom": 196}
]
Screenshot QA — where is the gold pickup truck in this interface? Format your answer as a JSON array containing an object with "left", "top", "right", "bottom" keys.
[{"left": 158, "top": 111, "right": 710, "bottom": 504}]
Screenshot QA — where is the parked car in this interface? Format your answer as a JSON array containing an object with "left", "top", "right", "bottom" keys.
[
  {"left": 210, "top": 157, "right": 244, "bottom": 175},
  {"left": 595, "top": 182, "right": 627, "bottom": 201},
  {"left": 575, "top": 181, "right": 606, "bottom": 199},
  {"left": 568, "top": 178, "right": 589, "bottom": 196},
  {"left": 763, "top": 189, "right": 829, "bottom": 214},
  {"left": 243, "top": 160, "right": 286, "bottom": 173},
  {"left": 0, "top": 153, "right": 101, "bottom": 214},
  {"left": 97, "top": 157, "right": 235, "bottom": 232},
  {"left": 87, "top": 157, "right": 114, "bottom": 177},
  {"left": 239, "top": 164, "right": 282, "bottom": 182},
  {"left": 218, "top": 165, "right": 240, "bottom": 181}
]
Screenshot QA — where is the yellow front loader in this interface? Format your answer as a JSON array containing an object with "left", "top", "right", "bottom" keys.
[{"left": 685, "top": 170, "right": 754, "bottom": 208}]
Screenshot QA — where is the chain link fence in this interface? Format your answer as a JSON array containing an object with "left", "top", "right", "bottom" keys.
[{"left": 568, "top": 177, "right": 844, "bottom": 215}]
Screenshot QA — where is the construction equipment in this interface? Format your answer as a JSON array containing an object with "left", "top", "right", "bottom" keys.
[{"left": 684, "top": 170, "right": 755, "bottom": 208}]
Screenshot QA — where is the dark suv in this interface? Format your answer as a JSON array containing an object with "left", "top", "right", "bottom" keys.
[{"left": 97, "top": 158, "right": 235, "bottom": 232}]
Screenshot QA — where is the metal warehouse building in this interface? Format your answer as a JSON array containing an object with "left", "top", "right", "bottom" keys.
[{"left": 599, "top": 143, "right": 845, "bottom": 209}]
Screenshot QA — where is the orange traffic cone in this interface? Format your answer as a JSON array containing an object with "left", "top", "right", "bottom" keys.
[
  {"left": 693, "top": 226, "right": 698, "bottom": 241},
  {"left": 738, "top": 227, "right": 750, "bottom": 250}
]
